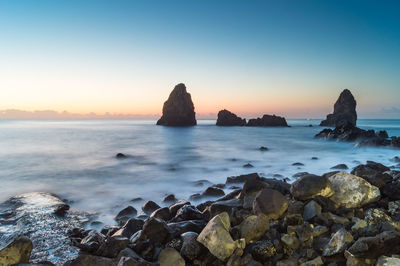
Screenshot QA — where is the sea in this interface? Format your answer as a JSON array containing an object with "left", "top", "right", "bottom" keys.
[{"left": 0, "top": 119, "right": 399, "bottom": 225}]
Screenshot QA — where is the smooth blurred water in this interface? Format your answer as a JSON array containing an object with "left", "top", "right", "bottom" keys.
[{"left": 0, "top": 119, "right": 399, "bottom": 225}]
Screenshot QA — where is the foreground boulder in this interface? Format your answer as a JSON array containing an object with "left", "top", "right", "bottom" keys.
[
  {"left": 253, "top": 189, "right": 289, "bottom": 220},
  {"left": 0, "top": 235, "right": 33, "bottom": 265},
  {"left": 320, "top": 89, "right": 357, "bottom": 127},
  {"left": 216, "top": 109, "right": 246, "bottom": 126},
  {"left": 197, "top": 212, "right": 245, "bottom": 261},
  {"left": 156, "top": 83, "right": 196, "bottom": 126},
  {"left": 290, "top": 174, "right": 334, "bottom": 200},
  {"left": 246, "top": 114, "right": 288, "bottom": 127},
  {"left": 327, "top": 172, "right": 380, "bottom": 208}
]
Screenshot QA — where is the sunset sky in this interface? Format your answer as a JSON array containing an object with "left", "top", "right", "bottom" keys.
[{"left": 1, "top": 0, "right": 399, "bottom": 118}]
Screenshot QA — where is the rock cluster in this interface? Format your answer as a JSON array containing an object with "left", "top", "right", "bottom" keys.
[
  {"left": 315, "top": 122, "right": 400, "bottom": 148},
  {"left": 156, "top": 83, "right": 196, "bottom": 126},
  {"left": 216, "top": 109, "right": 246, "bottom": 126},
  {"left": 320, "top": 89, "right": 357, "bottom": 127},
  {"left": 55, "top": 160, "right": 400, "bottom": 266},
  {"left": 246, "top": 114, "right": 289, "bottom": 127}
]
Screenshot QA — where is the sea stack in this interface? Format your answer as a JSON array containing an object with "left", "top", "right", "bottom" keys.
[
  {"left": 216, "top": 109, "right": 246, "bottom": 126},
  {"left": 156, "top": 83, "right": 196, "bottom": 126},
  {"left": 320, "top": 89, "right": 357, "bottom": 127},
  {"left": 246, "top": 114, "right": 288, "bottom": 127}
]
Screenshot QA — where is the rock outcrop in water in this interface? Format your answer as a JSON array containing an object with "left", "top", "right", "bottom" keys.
[
  {"left": 315, "top": 122, "right": 400, "bottom": 148},
  {"left": 156, "top": 83, "right": 196, "bottom": 126},
  {"left": 246, "top": 114, "right": 288, "bottom": 127},
  {"left": 216, "top": 109, "right": 246, "bottom": 126},
  {"left": 320, "top": 89, "right": 357, "bottom": 127}
]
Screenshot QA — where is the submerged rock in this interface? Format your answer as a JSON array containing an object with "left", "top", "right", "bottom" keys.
[
  {"left": 156, "top": 83, "right": 196, "bottom": 126},
  {"left": 115, "top": 206, "right": 137, "bottom": 226},
  {"left": 320, "top": 89, "right": 357, "bottom": 127},
  {"left": 0, "top": 235, "right": 33, "bottom": 265},
  {"left": 246, "top": 114, "right": 288, "bottom": 127},
  {"left": 216, "top": 109, "right": 246, "bottom": 126},
  {"left": 0, "top": 192, "right": 90, "bottom": 265},
  {"left": 328, "top": 172, "right": 380, "bottom": 208}
]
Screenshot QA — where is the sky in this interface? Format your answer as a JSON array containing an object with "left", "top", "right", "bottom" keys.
[{"left": 0, "top": 0, "right": 399, "bottom": 119}]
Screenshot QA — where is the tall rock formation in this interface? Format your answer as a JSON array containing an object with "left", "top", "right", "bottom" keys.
[
  {"left": 246, "top": 114, "right": 288, "bottom": 127},
  {"left": 216, "top": 109, "right": 246, "bottom": 126},
  {"left": 156, "top": 83, "right": 196, "bottom": 126},
  {"left": 320, "top": 89, "right": 357, "bottom": 127}
]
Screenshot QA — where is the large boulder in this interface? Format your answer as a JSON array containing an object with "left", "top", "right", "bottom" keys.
[
  {"left": 216, "top": 109, "right": 246, "bottom": 126},
  {"left": 320, "top": 89, "right": 357, "bottom": 127},
  {"left": 327, "top": 172, "right": 380, "bottom": 208},
  {"left": 0, "top": 235, "right": 33, "bottom": 265},
  {"left": 156, "top": 83, "right": 196, "bottom": 126},
  {"left": 351, "top": 162, "right": 392, "bottom": 188},
  {"left": 253, "top": 189, "right": 289, "bottom": 220},
  {"left": 237, "top": 214, "right": 269, "bottom": 243},
  {"left": 197, "top": 212, "right": 244, "bottom": 261},
  {"left": 322, "top": 228, "right": 353, "bottom": 256},
  {"left": 246, "top": 114, "right": 288, "bottom": 127},
  {"left": 290, "top": 174, "right": 334, "bottom": 200}
]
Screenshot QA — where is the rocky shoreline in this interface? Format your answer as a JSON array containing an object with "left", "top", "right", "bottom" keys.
[{"left": 2, "top": 159, "right": 400, "bottom": 265}]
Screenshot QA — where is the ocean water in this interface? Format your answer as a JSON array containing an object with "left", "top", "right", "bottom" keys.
[{"left": 0, "top": 119, "right": 399, "bottom": 225}]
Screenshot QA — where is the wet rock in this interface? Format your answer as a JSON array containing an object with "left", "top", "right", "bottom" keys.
[
  {"left": 172, "top": 205, "right": 203, "bottom": 222},
  {"left": 292, "top": 162, "right": 304, "bottom": 166},
  {"left": 162, "top": 194, "right": 177, "bottom": 203},
  {"left": 67, "top": 254, "right": 117, "bottom": 266},
  {"left": 116, "top": 153, "right": 128, "bottom": 159},
  {"left": 347, "top": 231, "right": 400, "bottom": 259},
  {"left": 141, "top": 201, "right": 160, "bottom": 214},
  {"left": 253, "top": 189, "right": 289, "bottom": 220},
  {"left": 169, "top": 200, "right": 190, "bottom": 217},
  {"left": 328, "top": 172, "right": 380, "bottom": 208},
  {"left": 115, "top": 206, "right": 137, "bottom": 226},
  {"left": 311, "top": 157, "right": 318, "bottom": 160},
  {"left": 287, "top": 223, "right": 313, "bottom": 245},
  {"left": 202, "top": 186, "right": 225, "bottom": 197},
  {"left": 320, "top": 89, "right": 357, "bottom": 127},
  {"left": 259, "top": 146, "right": 269, "bottom": 151},
  {"left": 226, "top": 173, "right": 260, "bottom": 184},
  {"left": 243, "top": 163, "right": 254, "bottom": 168},
  {"left": 209, "top": 199, "right": 243, "bottom": 218},
  {"left": 290, "top": 174, "right": 334, "bottom": 201},
  {"left": 246, "top": 114, "right": 289, "bottom": 127},
  {"left": 197, "top": 212, "right": 244, "bottom": 261},
  {"left": 303, "top": 201, "right": 322, "bottom": 221},
  {"left": 158, "top": 247, "right": 185, "bottom": 266},
  {"left": 112, "top": 218, "right": 144, "bottom": 239},
  {"left": 351, "top": 162, "right": 392, "bottom": 188},
  {"left": 331, "top": 164, "right": 348, "bottom": 170},
  {"left": 237, "top": 214, "right": 269, "bottom": 243},
  {"left": 312, "top": 226, "right": 329, "bottom": 238},
  {"left": 80, "top": 230, "right": 106, "bottom": 253},
  {"left": 293, "top": 172, "right": 309, "bottom": 178},
  {"left": 0, "top": 235, "right": 33, "bottom": 265},
  {"left": 382, "top": 181, "right": 400, "bottom": 200},
  {"left": 149, "top": 207, "right": 171, "bottom": 221},
  {"left": 180, "top": 232, "right": 204, "bottom": 261},
  {"left": 117, "top": 255, "right": 152, "bottom": 266},
  {"left": 249, "top": 240, "right": 276, "bottom": 261},
  {"left": 96, "top": 236, "right": 129, "bottom": 258},
  {"left": 54, "top": 203, "right": 70, "bottom": 216},
  {"left": 156, "top": 83, "right": 196, "bottom": 126},
  {"left": 167, "top": 220, "right": 206, "bottom": 237},
  {"left": 322, "top": 228, "right": 353, "bottom": 256},
  {"left": 141, "top": 218, "right": 171, "bottom": 244},
  {"left": 216, "top": 109, "right": 246, "bottom": 126}
]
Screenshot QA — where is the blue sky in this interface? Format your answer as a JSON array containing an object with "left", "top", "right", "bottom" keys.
[{"left": 0, "top": 0, "right": 399, "bottom": 118}]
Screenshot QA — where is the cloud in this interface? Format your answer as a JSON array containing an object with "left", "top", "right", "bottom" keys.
[{"left": 0, "top": 109, "right": 160, "bottom": 119}]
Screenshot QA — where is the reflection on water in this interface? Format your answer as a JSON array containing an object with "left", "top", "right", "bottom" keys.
[{"left": 0, "top": 119, "right": 399, "bottom": 224}]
